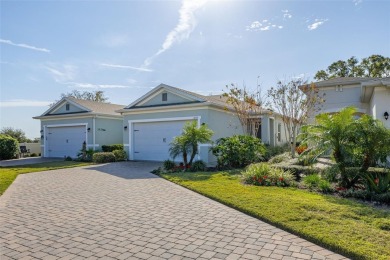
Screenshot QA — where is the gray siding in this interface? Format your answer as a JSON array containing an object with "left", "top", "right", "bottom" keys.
[
  {"left": 139, "top": 92, "right": 192, "bottom": 107},
  {"left": 50, "top": 102, "right": 86, "bottom": 115}
]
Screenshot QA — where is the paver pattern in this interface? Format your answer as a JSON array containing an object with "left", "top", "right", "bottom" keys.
[{"left": 0, "top": 162, "right": 348, "bottom": 260}]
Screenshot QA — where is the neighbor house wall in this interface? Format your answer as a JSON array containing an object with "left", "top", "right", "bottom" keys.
[
  {"left": 316, "top": 84, "right": 368, "bottom": 114},
  {"left": 370, "top": 87, "right": 390, "bottom": 129}
]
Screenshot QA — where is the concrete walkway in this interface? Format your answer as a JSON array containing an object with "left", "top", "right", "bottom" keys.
[
  {"left": 0, "top": 162, "right": 348, "bottom": 260},
  {"left": 0, "top": 157, "right": 63, "bottom": 167}
]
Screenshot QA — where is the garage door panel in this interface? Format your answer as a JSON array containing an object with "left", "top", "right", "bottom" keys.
[
  {"left": 47, "top": 126, "right": 86, "bottom": 158},
  {"left": 133, "top": 120, "right": 193, "bottom": 161}
]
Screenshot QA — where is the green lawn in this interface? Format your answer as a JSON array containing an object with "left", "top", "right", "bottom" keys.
[
  {"left": 161, "top": 171, "right": 390, "bottom": 260},
  {"left": 0, "top": 161, "right": 92, "bottom": 195}
]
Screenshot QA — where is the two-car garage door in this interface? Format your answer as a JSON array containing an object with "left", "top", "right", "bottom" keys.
[
  {"left": 133, "top": 120, "right": 193, "bottom": 161},
  {"left": 46, "top": 126, "right": 86, "bottom": 158}
]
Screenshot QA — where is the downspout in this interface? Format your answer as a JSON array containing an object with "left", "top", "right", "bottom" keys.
[{"left": 93, "top": 116, "right": 96, "bottom": 151}]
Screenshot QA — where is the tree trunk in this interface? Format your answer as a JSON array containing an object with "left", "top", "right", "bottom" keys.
[{"left": 189, "top": 145, "right": 198, "bottom": 165}]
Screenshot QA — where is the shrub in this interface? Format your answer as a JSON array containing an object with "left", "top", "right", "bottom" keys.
[
  {"left": 273, "top": 164, "right": 319, "bottom": 181},
  {"left": 295, "top": 145, "right": 307, "bottom": 155},
  {"left": 263, "top": 143, "right": 289, "bottom": 161},
  {"left": 190, "top": 160, "right": 207, "bottom": 172},
  {"left": 268, "top": 152, "right": 290, "bottom": 164},
  {"left": 303, "top": 174, "right": 322, "bottom": 190},
  {"left": 92, "top": 152, "right": 116, "bottom": 163},
  {"left": 113, "top": 150, "right": 127, "bottom": 161},
  {"left": 322, "top": 165, "right": 339, "bottom": 183},
  {"left": 339, "top": 189, "right": 390, "bottom": 204},
  {"left": 163, "top": 160, "right": 176, "bottom": 171},
  {"left": 242, "top": 163, "right": 294, "bottom": 187},
  {"left": 211, "top": 135, "right": 266, "bottom": 169},
  {"left": 65, "top": 156, "right": 73, "bottom": 161},
  {"left": 319, "top": 180, "right": 333, "bottom": 193},
  {"left": 101, "top": 144, "right": 124, "bottom": 152},
  {"left": 0, "top": 134, "right": 18, "bottom": 160},
  {"left": 30, "top": 153, "right": 38, "bottom": 157}
]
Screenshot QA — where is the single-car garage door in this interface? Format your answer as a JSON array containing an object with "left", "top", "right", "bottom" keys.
[
  {"left": 133, "top": 120, "right": 193, "bottom": 161},
  {"left": 47, "top": 126, "right": 86, "bottom": 158}
]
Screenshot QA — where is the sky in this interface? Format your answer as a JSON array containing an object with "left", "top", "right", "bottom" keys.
[{"left": 1, "top": 0, "right": 389, "bottom": 139}]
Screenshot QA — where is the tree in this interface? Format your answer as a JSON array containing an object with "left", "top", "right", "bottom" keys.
[
  {"left": 0, "top": 127, "right": 29, "bottom": 143},
  {"left": 0, "top": 135, "right": 19, "bottom": 160},
  {"left": 267, "top": 78, "right": 324, "bottom": 158},
  {"left": 222, "top": 82, "right": 266, "bottom": 137},
  {"left": 169, "top": 121, "right": 213, "bottom": 166},
  {"left": 50, "top": 90, "right": 109, "bottom": 106},
  {"left": 300, "top": 107, "right": 356, "bottom": 184},
  {"left": 314, "top": 54, "right": 390, "bottom": 80}
]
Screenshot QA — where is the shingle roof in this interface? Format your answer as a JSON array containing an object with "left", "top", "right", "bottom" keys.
[
  {"left": 312, "top": 77, "right": 374, "bottom": 87},
  {"left": 66, "top": 97, "right": 125, "bottom": 116}
]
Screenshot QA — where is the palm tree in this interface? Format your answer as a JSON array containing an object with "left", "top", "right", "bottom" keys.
[
  {"left": 169, "top": 121, "right": 213, "bottom": 166},
  {"left": 299, "top": 107, "right": 357, "bottom": 187}
]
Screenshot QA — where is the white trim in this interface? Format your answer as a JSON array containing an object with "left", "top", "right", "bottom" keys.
[
  {"left": 34, "top": 114, "right": 123, "bottom": 120},
  {"left": 87, "top": 144, "right": 99, "bottom": 147},
  {"left": 46, "top": 123, "right": 88, "bottom": 128},
  {"left": 44, "top": 123, "right": 88, "bottom": 158},
  {"left": 93, "top": 117, "right": 96, "bottom": 151},
  {"left": 40, "top": 145, "right": 45, "bottom": 147},
  {"left": 137, "top": 88, "right": 165, "bottom": 106},
  {"left": 121, "top": 104, "right": 228, "bottom": 115},
  {"left": 128, "top": 116, "right": 200, "bottom": 160},
  {"left": 123, "top": 144, "right": 129, "bottom": 147},
  {"left": 199, "top": 143, "right": 212, "bottom": 147}
]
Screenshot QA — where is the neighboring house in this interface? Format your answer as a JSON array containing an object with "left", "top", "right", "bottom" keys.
[
  {"left": 33, "top": 97, "right": 124, "bottom": 158},
  {"left": 303, "top": 77, "right": 390, "bottom": 128},
  {"left": 117, "top": 84, "right": 289, "bottom": 165}
]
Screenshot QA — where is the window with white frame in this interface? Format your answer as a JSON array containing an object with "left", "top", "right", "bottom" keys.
[
  {"left": 162, "top": 93, "right": 168, "bottom": 101},
  {"left": 277, "top": 123, "right": 281, "bottom": 142}
]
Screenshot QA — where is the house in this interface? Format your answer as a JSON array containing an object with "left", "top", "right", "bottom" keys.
[
  {"left": 303, "top": 77, "right": 390, "bottom": 128},
  {"left": 117, "top": 84, "right": 289, "bottom": 165},
  {"left": 33, "top": 97, "right": 124, "bottom": 158}
]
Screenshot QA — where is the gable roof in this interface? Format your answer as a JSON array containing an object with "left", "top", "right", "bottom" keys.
[
  {"left": 117, "top": 83, "right": 271, "bottom": 115},
  {"left": 34, "top": 97, "right": 125, "bottom": 119},
  {"left": 311, "top": 77, "right": 374, "bottom": 88}
]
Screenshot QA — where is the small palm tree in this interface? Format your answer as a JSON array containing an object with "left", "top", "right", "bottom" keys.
[
  {"left": 299, "top": 107, "right": 357, "bottom": 186},
  {"left": 169, "top": 121, "right": 213, "bottom": 166}
]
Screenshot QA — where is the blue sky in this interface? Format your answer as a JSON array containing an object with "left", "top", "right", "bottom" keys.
[{"left": 1, "top": 0, "right": 389, "bottom": 138}]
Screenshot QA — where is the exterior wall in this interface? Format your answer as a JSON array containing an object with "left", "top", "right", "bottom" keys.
[
  {"left": 317, "top": 84, "right": 368, "bottom": 114},
  {"left": 95, "top": 117, "right": 123, "bottom": 149},
  {"left": 370, "top": 87, "right": 390, "bottom": 129},
  {"left": 139, "top": 92, "right": 192, "bottom": 106},
  {"left": 50, "top": 102, "right": 85, "bottom": 115},
  {"left": 123, "top": 107, "right": 244, "bottom": 165},
  {"left": 19, "top": 143, "right": 41, "bottom": 155}
]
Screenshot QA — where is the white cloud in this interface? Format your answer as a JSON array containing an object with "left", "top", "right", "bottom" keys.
[
  {"left": 143, "top": 0, "right": 208, "bottom": 68},
  {"left": 282, "top": 10, "right": 292, "bottom": 19},
  {"left": 100, "top": 63, "right": 153, "bottom": 72},
  {"left": 246, "top": 20, "right": 283, "bottom": 32},
  {"left": 0, "top": 39, "right": 50, "bottom": 53},
  {"left": 45, "top": 64, "right": 78, "bottom": 82},
  {"left": 353, "top": 0, "right": 362, "bottom": 6},
  {"left": 307, "top": 19, "right": 328, "bottom": 30},
  {"left": 0, "top": 99, "right": 52, "bottom": 107}
]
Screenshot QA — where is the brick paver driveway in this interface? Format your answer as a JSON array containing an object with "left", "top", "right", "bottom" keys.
[{"left": 0, "top": 162, "right": 348, "bottom": 260}]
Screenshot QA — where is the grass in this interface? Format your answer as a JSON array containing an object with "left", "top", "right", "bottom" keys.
[
  {"left": 160, "top": 171, "right": 390, "bottom": 260},
  {"left": 0, "top": 161, "right": 92, "bottom": 195}
]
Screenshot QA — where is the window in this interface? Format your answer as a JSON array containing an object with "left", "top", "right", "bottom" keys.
[
  {"left": 162, "top": 93, "right": 168, "bottom": 101},
  {"left": 336, "top": 85, "right": 343, "bottom": 92},
  {"left": 66, "top": 103, "right": 70, "bottom": 111},
  {"left": 277, "top": 123, "right": 281, "bottom": 142}
]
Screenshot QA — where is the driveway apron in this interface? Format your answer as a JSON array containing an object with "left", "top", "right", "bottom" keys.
[{"left": 0, "top": 162, "right": 348, "bottom": 260}]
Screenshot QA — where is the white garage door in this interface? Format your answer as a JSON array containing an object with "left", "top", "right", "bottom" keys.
[
  {"left": 133, "top": 120, "right": 193, "bottom": 161},
  {"left": 47, "top": 126, "right": 86, "bottom": 158}
]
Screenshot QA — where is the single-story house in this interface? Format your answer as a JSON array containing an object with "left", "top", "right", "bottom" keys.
[
  {"left": 33, "top": 97, "right": 124, "bottom": 158},
  {"left": 303, "top": 77, "right": 390, "bottom": 128},
  {"left": 116, "top": 84, "right": 289, "bottom": 165}
]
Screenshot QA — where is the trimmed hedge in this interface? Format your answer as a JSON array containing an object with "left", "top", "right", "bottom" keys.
[
  {"left": 92, "top": 152, "right": 116, "bottom": 163},
  {"left": 0, "top": 134, "right": 18, "bottom": 160},
  {"left": 101, "top": 144, "right": 124, "bottom": 152},
  {"left": 113, "top": 150, "right": 127, "bottom": 161}
]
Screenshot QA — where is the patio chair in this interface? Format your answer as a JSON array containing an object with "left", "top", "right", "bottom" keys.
[{"left": 20, "top": 146, "right": 30, "bottom": 158}]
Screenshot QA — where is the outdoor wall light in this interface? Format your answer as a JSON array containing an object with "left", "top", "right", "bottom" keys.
[
  {"left": 40, "top": 130, "right": 43, "bottom": 133},
  {"left": 87, "top": 127, "right": 91, "bottom": 132},
  {"left": 384, "top": 111, "right": 389, "bottom": 120},
  {"left": 124, "top": 126, "right": 128, "bottom": 130}
]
